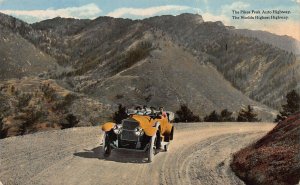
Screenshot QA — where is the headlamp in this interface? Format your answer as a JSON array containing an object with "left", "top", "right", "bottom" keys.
[{"left": 113, "top": 124, "right": 123, "bottom": 134}]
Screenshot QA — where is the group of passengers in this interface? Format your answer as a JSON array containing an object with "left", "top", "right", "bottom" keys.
[{"left": 134, "top": 106, "right": 168, "bottom": 119}]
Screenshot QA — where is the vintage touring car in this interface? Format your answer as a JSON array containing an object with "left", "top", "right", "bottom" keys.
[{"left": 101, "top": 109, "right": 174, "bottom": 162}]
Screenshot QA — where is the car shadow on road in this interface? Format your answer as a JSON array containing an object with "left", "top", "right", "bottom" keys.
[{"left": 73, "top": 145, "right": 154, "bottom": 164}]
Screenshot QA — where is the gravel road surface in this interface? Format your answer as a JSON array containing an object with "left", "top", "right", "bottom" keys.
[{"left": 0, "top": 122, "right": 275, "bottom": 185}]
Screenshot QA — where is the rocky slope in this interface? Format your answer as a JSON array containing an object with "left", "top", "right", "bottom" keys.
[
  {"left": 0, "top": 13, "right": 57, "bottom": 79},
  {"left": 234, "top": 29, "right": 300, "bottom": 55},
  {"left": 25, "top": 13, "right": 299, "bottom": 110},
  {"left": 143, "top": 14, "right": 300, "bottom": 109},
  {"left": 1, "top": 12, "right": 299, "bottom": 137},
  {"left": 231, "top": 113, "right": 300, "bottom": 185},
  {"left": 0, "top": 77, "right": 112, "bottom": 138}
]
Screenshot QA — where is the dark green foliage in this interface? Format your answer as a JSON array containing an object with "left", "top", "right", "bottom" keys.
[
  {"left": 52, "top": 100, "right": 67, "bottom": 111},
  {"left": 17, "top": 93, "right": 32, "bottom": 109},
  {"left": 115, "top": 94, "right": 124, "bottom": 99},
  {"left": 204, "top": 110, "right": 221, "bottom": 122},
  {"left": 61, "top": 114, "right": 79, "bottom": 129},
  {"left": 145, "top": 94, "right": 152, "bottom": 102},
  {"left": 204, "top": 109, "right": 235, "bottom": 122},
  {"left": 220, "top": 109, "right": 235, "bottom": 122},
  {"left": 175, "top": 104, "right": 200, "bottom": 123},
  {"left": 275, "top": 90, "right": 300, "bottom": 122},
  {"left": 20, "top": 108, "right": 45, "bottom": 134},
  {"left": 0, "top": 117, "right": 6, "bottom": 139},
  {"left": 237, "top": 105, "right": 260, "bottom": 122},
  {"left": 123, "top": 42, "right": 152, "bottom": 66},
  {"left": 113, "top": 104, "right": 128, "bottom": 124},
  {"left": 40, "top": 83, "right": 56, "bottom": 101},
  {"left": 113, "top": 41, "right": 153, "bottom": 74}
]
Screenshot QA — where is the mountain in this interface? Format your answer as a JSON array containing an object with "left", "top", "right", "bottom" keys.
[
  {"left": 25, "top": 14, "right": 280, "bottom": 118},
  {"left": 0, "top": 13, "right": 57, "bottom": 79},
  {"left": 23, "top": 13, "right": 299, "bottom": 110},
  {"left": 234, "top": 29, "right": 300, "bottom": 55},
  {"left": 143, "top": 14, "right": 300, "bottom": 109},
  {"left": 1, "top": 12, "right": 299, "bottom": 137}
]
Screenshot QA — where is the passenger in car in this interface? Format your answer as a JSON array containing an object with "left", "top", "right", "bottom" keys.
[{"left": 159, "top": 107, "right": 167, "bottom": 118}]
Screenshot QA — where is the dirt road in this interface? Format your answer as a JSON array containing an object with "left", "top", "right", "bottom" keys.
[{"left": 0, "top": 122, "right": 274, "bottom": 185}]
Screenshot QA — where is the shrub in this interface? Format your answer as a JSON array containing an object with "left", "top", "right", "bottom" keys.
[
  {"left": 220, "top": 109, "right": 235, "bottom": 122},
  {"left": 61, "top": 114, "right": 79, "bottom": 129},
  {"left": 204, "top": 109, "right": 235, "bottom": 122},
  {"left": 17, "top": 93, "right": 32, "bottom": 109},
  {"left": 237, "top": 105, "right": 261, "bottom": 122},
  {"left": 175, "top": 104, "right": 200, "bottom": 122},
  {"left": 145, "top": 94, "right": 152, "bottom": 102},
  {"left": 204, "top": 110, "right": 221, "bottom": 122},
  {"left": 0, "top": 117, "right": 6, "bottom": 139},
  {"left": 113, "top": 104, "right": 128, "bottom": 124},
  {"left": 115, "top": 94, "right": 124, "bottom": 99},
  {"left": 275, "top": 90, "right": 300, "bottom": 122},
  {"left": 40, "top": 83, "right": 56, "bottom": 101}
]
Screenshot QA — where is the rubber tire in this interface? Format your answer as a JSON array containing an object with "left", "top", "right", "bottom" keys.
[
  {"left": 148, "top": 136, "right": 155, "bottom": 163},
  {"left": 103, "top": 133, "right": 111, "bottom": 157},
  {"left": 164, "top": 144, "right": 168, "bottom": 152},
  {"left": 155, "top": 131, "right": 162, "bottom": 150}
]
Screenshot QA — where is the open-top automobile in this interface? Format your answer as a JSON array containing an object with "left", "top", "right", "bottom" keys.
[{"left": 101, "top": 109, "right": 174, "bottom": 162}]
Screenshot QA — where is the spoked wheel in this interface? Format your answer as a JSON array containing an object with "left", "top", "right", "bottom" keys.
[
  {"left": 147, "top": 136, "right": 155, "bottom": 163},
  {"left": 102, "top": 133, "right": 111, "bottom": 157}
]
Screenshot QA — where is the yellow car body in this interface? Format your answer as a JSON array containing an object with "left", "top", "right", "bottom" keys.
[
  {"left": 102, "top": 114, "right": 174, "bottom": 138},
  {"left": 101, "top": 112, "right": 174, "bottom": 162}
]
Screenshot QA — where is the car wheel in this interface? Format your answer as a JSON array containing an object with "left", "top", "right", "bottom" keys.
[
  {"left": 164, "top": 144, "right": 168, "bottom": 152},
  {"left": 148, "top": 136, "right": 155, "bottom": 162},
  {"left": 155, "top": 131, "right": 162, "bottom": 150},
  {"left": 103, "top": 133, "right": 111, "bottom": 157}
]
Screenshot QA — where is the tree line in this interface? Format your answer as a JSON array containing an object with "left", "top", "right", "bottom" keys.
[
  {"left": 174, "top": 104, "right": 260, "bottom": 122},
  {"left": 112, "top": 89, "right": 299, "bottom": 123},
  {"left": 175, "top": 89, "right": 299, "bottom": 123}
]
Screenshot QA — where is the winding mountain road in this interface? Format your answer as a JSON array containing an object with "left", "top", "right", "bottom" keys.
[{"left": 0, "top": 123, "right": 274, "bottom": 185}]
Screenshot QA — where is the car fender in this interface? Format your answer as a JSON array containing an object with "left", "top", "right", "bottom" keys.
[
  {"left": 143, "top": 127, "right": 157, "bottom": 137},
  {"left": 102, "top": 122, "right": 116, "bottom": 132},
  {"left": 164, "top": 124, "right": 173, "bottom": 135},
  {"left": 143, "top": 121, "right": 160, "bottom": 137}
]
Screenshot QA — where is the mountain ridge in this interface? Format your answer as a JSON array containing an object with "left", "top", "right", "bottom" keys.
[{"left": 1, "top": 12, "right": 299, "bottom": 127}]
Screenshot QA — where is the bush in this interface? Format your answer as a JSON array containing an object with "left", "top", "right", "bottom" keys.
[
  {"left": 204, "top": 110, "right": 221, "bottom": 122},
  {"left": 237, "top": 105, "right": 260, "bottom": 122},
  {"left": 204, "top": 109, "right": 235, "bottom": 122},
  {"left": 115, "top": 94, "right": 124, "bottom": 100},
  {"left": 220, "top": 109, "right": 235, "bottom": 122},
  {"left": 175, "top": 104, "right": 200, "bottom": 122},
  {"left": 17, "top": 93, "right": 32, "bottom": 109},
  {"left": 275, "top": 90, "right": 300, "bottom": 122},
  {"left": 61, "top": 114, "right": 79, "bottom": 129},
  {"left": 0, "top": 117, "right": 6, "bottom": 139},
  {"left": 113, "top": 104, "right": 128, "bottom": 124},
  {"left": 40, "top": 83, "right": 56, "bottom": 101}
]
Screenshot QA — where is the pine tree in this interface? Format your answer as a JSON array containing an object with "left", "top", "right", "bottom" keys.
[
  {"left": 237, "top": 105, "right": 260, "bottom": 122},
  {"left": 113, "top": 104, "right": 128, "bottom": 124},
  {"left": 204, "top": 110, "right": 221, "bottom": 122},
  {"left": 175, "top": 104, "right": 200, "bottom": 122},
  {"left": 275, "top": 90, "right": 300, "bottom": 122},
  {"left": 220, "top": 109, "right": 235, "bottom": 122}
]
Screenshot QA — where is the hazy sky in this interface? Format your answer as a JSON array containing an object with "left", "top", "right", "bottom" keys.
[{"left": 0, "top": 0, "right": 299, "bottom": 40}]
